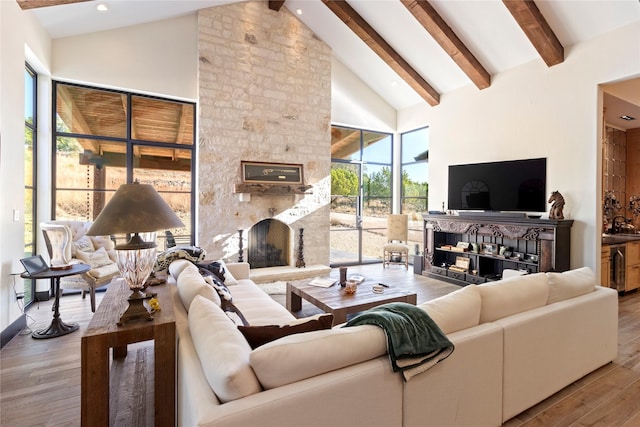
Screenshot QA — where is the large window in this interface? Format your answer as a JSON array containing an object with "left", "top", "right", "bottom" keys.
[
  {"left": 401, "top": 126, "right": 429, "bottom": 255},
  {"left": 23, "top": 64, "right": 37, "bottom": 306},
  {"left": 330, "top": 125, "right": 392, "bottom": 265},
  {"left": 53, "top": 82, "right": 195, "bottom": 248}
]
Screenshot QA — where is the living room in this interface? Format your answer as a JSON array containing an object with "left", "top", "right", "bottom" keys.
[{"left": 1, "top": 0, "right": 639, "bottom": 425}]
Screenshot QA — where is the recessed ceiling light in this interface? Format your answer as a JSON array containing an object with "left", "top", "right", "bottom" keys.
[
  {"left": 97, "top": 3, "right": 108, "bottom": 12},
  {"left": 621, "top": 115, "right": 636, "bottom": 121},
  {"left": 296, "top": 9, "right": 303, "bottom": 15},
  {"left": 390, "top": 80, "right": 398, "bottom": 87}
]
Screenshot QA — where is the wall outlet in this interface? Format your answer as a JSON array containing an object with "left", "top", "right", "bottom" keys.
[{"left": 13, "top": 209, "right": 20, "bottom": 222}]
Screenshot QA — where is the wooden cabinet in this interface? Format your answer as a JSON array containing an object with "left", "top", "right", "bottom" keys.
[
  {"left": 601, "top": 245, "right": 611, "bottom": 288},
  {"left": 626, "top": 241, "right": 640, "bottom": 291},
  {"left": 423, "top": 214, "right": 573, "bottom": 286}
]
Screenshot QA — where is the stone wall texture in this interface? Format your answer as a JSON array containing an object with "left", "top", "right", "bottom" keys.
[{"left": 197, "top": 2, "right": 332, "bottom": 266}]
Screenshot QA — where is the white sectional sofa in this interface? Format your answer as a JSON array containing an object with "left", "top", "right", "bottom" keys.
[{"left": 169, "top": 261, "right": 618, "bottom": 427}]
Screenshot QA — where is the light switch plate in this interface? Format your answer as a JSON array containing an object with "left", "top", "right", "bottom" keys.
[{"left": 13, "top": 209, "right": 20, "bottom": 222}]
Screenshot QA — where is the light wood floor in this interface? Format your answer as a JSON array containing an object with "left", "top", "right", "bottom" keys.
[{"left": 1, "top": 264, "right": 640, "bottom": 426}]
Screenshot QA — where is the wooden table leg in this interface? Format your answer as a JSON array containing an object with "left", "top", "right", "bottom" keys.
[
  {"left": 286, "top": 283, "right": 302, "bottom": 312},
  {"left": 154, "top": 322, "right": 176, "bottom": 427},
  {"left": 332, "top": 309, "right": 347, "bottom": 325},
  {"left": 81, "top": 334, "right": 110, "bottom": 426}
]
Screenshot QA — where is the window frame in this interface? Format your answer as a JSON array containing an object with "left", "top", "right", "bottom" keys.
[{"left": 51, "top": 81, "right": 197, "bottom": 247}]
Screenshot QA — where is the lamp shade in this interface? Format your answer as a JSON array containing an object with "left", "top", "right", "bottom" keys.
[{"left": 86, "top": 182, "right": 185, "bottom": 237}]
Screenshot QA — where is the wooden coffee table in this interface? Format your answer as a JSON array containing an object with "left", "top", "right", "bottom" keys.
[{"left": 286, "top": 278, "right": 417, "bottom": 325}]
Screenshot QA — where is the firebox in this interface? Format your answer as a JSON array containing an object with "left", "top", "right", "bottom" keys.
[{"left": 248, "top": 219, "right": 290, "bottom": 268}]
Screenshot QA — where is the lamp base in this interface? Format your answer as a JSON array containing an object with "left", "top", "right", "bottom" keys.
[{"left": 117, "top": 290, "right": 157, "bottom": 326}]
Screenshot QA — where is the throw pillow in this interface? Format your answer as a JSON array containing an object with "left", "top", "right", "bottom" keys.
[
  {"left": 89, "top": 235, "right": 115, "bottom": 251},
  {"left": 188, "top": 295, "right": 261, "bottom": 403},
  {"left": 197, "top": 259, "right": 239, "bottom": 286},
  {"left": 419, "top": 284, "right": 481, "bottom": 334},
  {"left": 76, "top": 247, "right": 112, "bottom": 268},
  {"left": 249, "top": 324, "right": 387, "bottom": 389},
  {"left": 218, "top": 260, "right": 239, "bottom": 286},
  {"left": 200, "top": 269, "right": 248, "bottom": 325},
  {"left": 73, "top": 235, "right": 95, "bottom": 256},
  {"left": 197, "top": 261, "right": 227, "bottom": 282},
  {"left": 546, "top": 267, "right": 596, "bottom": 304},
  {"left": 177, "top": 264, "right": 221, "bottom": 311},
  {"left": 204, "top": 275, "right": 232, "bottom": 301},
  {"left": 478, "top": 272, "right": 549, "bottom": 323},
  {"left": 238, "top": 313, "right": 334, "bottom": 349}
]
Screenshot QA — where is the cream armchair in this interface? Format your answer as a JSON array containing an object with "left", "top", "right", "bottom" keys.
[
  {"left": 41, "top": 221, "right": 120, "bottom": 312},
  {"left": 383, "top": 214, "right": 410, "bottom": 269}
]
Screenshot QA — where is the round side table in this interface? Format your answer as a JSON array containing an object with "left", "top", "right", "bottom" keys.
[{"left": 21, "top": 263, "right": 91, "bottom": 339}]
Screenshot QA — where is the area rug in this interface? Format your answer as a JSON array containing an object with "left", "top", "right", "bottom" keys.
[{"left": 256, "top": 281, "right": 287, "bottom": 295}]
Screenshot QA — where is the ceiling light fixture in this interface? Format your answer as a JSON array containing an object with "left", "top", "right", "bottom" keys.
[
  {"left": 97, "top": 3, "right": 108, "bottom": 12},
  {"left": 391, "top": 81, "right": 398, "bottom": 87},
  {"left": 621, "top": 115, "right": 636, "bottom": 121},
  {"left": 296, "top": 9, "right": 303, "bottom": 15}
]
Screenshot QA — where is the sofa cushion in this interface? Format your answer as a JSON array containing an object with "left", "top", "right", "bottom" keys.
[
  {"left": 177, "top": 264, "right": 221, "bottom": 310},
  {"left": 238, "top": 313, "right": 334, "bottom": 349},
  {"left": 249, "top": 324, "right": 387, "bottom": 389},
  {"left": 546, "top": 267, "right": 596, "bottom": 304},
  {"left": 188, "top": 295, "right": 262, "bottom": 403},
  {"left": 419, "top": 285, "right": 481, "bottom": 334},
  {"left": 479, "top": 273, "right": 549, "bottom": 323},
  {"left": 229, "top": 284, "right": 296, "bottom": 325},
  {"left": 76, "top": 247, "right": 112, "bottom": 268},
  {"left": 169, "top": 259, "right": 193, "bottom": 279}
]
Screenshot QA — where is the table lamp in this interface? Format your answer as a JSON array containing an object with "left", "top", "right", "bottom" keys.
[{"left": 87, "top": 181, "right": 184, "bottom": 325}]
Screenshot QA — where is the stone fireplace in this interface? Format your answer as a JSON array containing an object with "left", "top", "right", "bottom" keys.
[{"left": 196, "top": 3, "right": 332, "bottom": 269}]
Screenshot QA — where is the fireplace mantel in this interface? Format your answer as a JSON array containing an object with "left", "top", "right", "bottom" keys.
[{"left": 234, "top": 183, "right": 313, "bottom": 195}]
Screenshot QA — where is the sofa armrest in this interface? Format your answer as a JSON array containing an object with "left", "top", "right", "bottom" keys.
[{"left": 225, "top": 262, "right": 250, "bottom": 280}]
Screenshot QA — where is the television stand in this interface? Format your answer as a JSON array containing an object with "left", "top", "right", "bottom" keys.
[{"left": 420, "top": 214, "right": 573, "bottom": 286}]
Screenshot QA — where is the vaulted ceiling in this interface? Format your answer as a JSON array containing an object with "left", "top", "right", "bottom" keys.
[{"left": 20, "top": 0, "right": 640, "bottom": 114}]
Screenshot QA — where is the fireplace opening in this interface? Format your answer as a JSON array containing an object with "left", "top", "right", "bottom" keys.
[{"left": 248, "top": 219, "right": 290, "bottom": 268}]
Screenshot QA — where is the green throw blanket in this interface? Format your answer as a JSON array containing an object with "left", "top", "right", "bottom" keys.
[{"left": 344, "top": 302, "right": 454, "bottom": 381}]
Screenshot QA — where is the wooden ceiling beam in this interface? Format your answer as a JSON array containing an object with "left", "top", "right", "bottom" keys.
[
  {"left": 502, "top": 0, "right": 564, "bottom": 67},
  {"left": 322, "top": 0, "right": 440, "bottom": 106},
  {"left": 16, "top": 0, "right": 91, "bottom": 10},
  {"left": 400, "top": 0, "right": 490, "bottom": 90},
  {"left": 268, "top": 0, "right": 286, "bottom": 12}
]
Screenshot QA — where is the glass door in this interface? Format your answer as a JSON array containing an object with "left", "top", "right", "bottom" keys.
[
  {"left": 330, "top": 162, "right": 361, "bottom": 264},
  {"left": 330, "top": 126, "right": 392, "bottom": 266}
]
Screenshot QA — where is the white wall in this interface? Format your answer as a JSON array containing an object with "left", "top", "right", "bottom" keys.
[
  {"left": 53, "top": 14, "right": 199, "bottom": 100},
  {"left": 0, "top": 1, "right": 52, "bottom": 333},
  {"left": 331, "top": 57, "right": 396, "bottom": 132},
  {"left": 397, "top": 22, "right": 640, "bottom": 273}
]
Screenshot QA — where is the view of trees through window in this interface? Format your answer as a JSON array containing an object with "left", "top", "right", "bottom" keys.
[
  {"left": 329, "top": 125, "right": 430, "bottom": 264},
  {"left": 53, "top": 82, "right": 195, "bottom": 248},
  {"left": 330, "top": 126, "right": 392, "bottom": 265}
]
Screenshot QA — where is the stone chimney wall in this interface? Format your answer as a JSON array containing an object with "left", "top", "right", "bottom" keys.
[{"left": 197, "top": 2, "right": 332, "bottom": 266}]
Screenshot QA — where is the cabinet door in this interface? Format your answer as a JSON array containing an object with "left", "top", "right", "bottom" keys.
[
  {"left": 601, "top": 246, "right": 611, "bottom": 288},
  {"left": 627, "top": 241, "right": 640, "bottom": 291},
  {"left": 627, "top": 264, "right": 640, "bottom": 291}
]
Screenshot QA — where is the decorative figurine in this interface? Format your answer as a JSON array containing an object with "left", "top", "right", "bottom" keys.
[{"left": 548, "top": 191, "right": 565, "bottom": 220}]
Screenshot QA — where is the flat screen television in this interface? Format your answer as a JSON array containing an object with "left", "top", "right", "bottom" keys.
[{"left": 448, "top": 158, "right": 547, "bottom": 212}]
